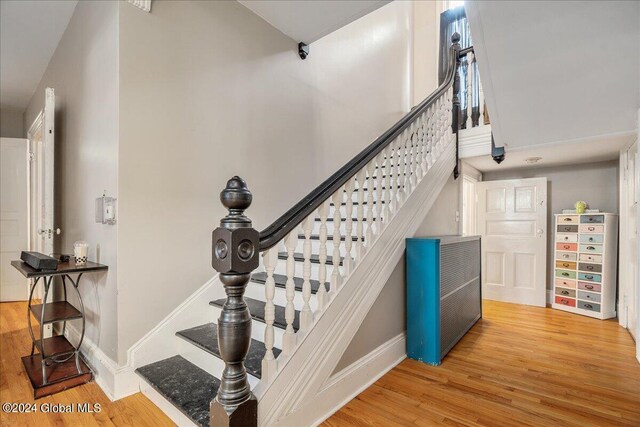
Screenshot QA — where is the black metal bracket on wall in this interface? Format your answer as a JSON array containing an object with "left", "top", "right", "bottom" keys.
[{"left": 298, "top": 42, "right": 309, "bottom": 60}]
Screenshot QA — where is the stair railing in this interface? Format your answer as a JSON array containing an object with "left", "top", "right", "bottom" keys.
[
  {"left": 209, "top": 34, "right": 466, "bottom": 427},
  {"left": 459, "top": 45, "right": 488, "bottom": 130}
]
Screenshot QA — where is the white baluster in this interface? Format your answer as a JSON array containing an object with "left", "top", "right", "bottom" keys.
[
  {"left": 383, "top": 146, "right": 392, "bottom": 222},
  {"left": 420, "top": 113, "right": 429, "bottom": 176},
  {"left": 415, "top": 118, "right": 423, "bottom": 181},
  {"left": 398, "top": 130, "right": 409, "bottom": 206},
  {"left": 409, "top": 123, "right": 417, "bottom": 192},
  {"left": 387, "top": 140, "right": 396, "bottom": 215},
  {"left": 478, "top": 74, "right": 486, "bottom": 127},
  {"left": 316, "top": 201, "right": 329, "bottom": 312},
  {"left": 331, "top": 190, "right": 343, "bottom": 291},
  {"left": 466, "top": 52, "right": 474, "bottom": 129},
  {"left": 356, "top": 169, "right": 366, "bottom": 259},
  {"left": 343, "top": 177, "right": 355, "bottom": 276},
  {"left": 366, "top": 162, "right": 375, "bottom": 243},
  {"left": 426, "top": 106, "right": 434, "bottom": 169},
  {"left": 261, "top": 247, "right": 278, "bottom": 381},
  {"left": 375, "top": 152, "right": 384, "bottom": 232},
  {"left": 300, "top": 217, "right": 313, "bottom": 331},
  {"left": 282, "top": 232, "right": 297, "bottom": 355}
]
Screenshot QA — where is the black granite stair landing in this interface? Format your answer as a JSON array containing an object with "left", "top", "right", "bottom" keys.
[
  {"left": 251, "top": 272, "right": 328, "bottom": 294},
  {"left": 210, "top": 296, "right": 300, "bottom": 332},
  {"left": 277, "top": 252, "right": 344, "bottom": 266},
  {"left": 136, "top": 355, "right": 218, "bottom": 427},
  {"left": 176, "top": 323, "right": 281, "bottom": 379}
]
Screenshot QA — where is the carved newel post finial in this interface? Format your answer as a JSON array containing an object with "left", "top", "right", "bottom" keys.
[{"left": 210, "top": 176, "right": 258, "bottom": 427}]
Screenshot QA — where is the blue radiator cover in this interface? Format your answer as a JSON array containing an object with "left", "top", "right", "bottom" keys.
[{"left": 406, "top": 236, "right": 481, "bottom": 366}]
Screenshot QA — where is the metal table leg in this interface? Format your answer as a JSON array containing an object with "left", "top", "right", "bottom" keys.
[
  {"left": 65, "top": 273, "right": 85, "bottom": 375},
  {"left": 27, "top": 277, "right": 40, "bottom": 357},
  {"left": 39, "top": 276, "right": 53, "bottom": 385}
]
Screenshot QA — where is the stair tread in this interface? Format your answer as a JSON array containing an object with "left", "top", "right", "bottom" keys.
[
  {"left": 210, "top": 296, "right": 300, "bottom": 332},
  {"left": 136, "top": 355, "right": 218, "bottom": 427},
  {"left": 176, "top": 323, "right": 281, "bottom": 380},
  {"left": 278, "top": 252, "right": 344, "bottom": 266},
  {"left": 251, "top": 271, "right": 328, "bottom": 294}
]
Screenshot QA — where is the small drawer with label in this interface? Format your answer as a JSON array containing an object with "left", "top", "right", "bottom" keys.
[
  {"left": 555, "top": 287, "right": 576, "bottom": 298},
  {"left": 580, "top": 215, "right": 604, "bottom": 224},
  {"left": 556, "top": 243, "right": 577, "bottom": 252},
  {"left": 577, "top": 290, "right": 601, "bottom": 303},
  {"left": 555, "top": 260, "right": 576, "bottom": 270},
  {"left": 558, "top": 215, "right": 579, "bottom": 224},
  {"left": 555, "top": 269, "right": 576, "bottom": 279},
  {"left": 579, "top": 244, "right": 603, "bottom": 254},
  {"left": 580, "top": 234, "right": 603, "bottom": 244},
  {"left": 557, "top": 225, "right": 578, "bottom": 233},
  {"left": 555, "top": 278, "right": 576, "bottom": 288},
  {"left": 578, "top": 262, "right": 601, "bottom": 273},
  {"left": 579, "top": 253, "right": 602, "bottom": 263},
  {"left": 578, "top": 282, "right": 601, "bottom": 292},
  {"left": 578, "top": 300, "right": 601, "bottom": 312},
  {"left": 580, "top": 225, "right": 604, "bottom": 233},
  {"left": 578, "top": 272, "right": 601, "bottom": 283},
  {"left": 557, "top": 251, "right": 577, "bottom": 261},
  {"left": 557, "top": 233, "right": 578, "bottom": 243},
  {"left": 555, "top": 296, "right": 576, "bottom": 307}
]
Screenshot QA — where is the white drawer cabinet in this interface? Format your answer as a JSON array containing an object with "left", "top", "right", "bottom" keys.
[{"left": 552, "top": 213, "right": 618, "bottom": 319}]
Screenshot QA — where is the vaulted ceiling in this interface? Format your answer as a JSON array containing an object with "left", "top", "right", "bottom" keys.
[
  {"left": 0, "top": 0, "right": 78, "bottom": 111},
  {"left": 466, "top": 1, "right": 639, "bottom": 150}
]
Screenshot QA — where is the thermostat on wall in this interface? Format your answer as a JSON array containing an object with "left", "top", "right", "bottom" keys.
[{"left": 96, "top": 194, "right": 117, "bottom": 225}]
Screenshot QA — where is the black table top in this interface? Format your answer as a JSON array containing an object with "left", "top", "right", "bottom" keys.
[{"left": 11, "top": 260, "right": 108, "bottom": 278}]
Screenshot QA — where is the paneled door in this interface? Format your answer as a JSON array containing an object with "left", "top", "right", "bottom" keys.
[
  {"left": 0, "top": 138, "right": 29, "bottom": 301},
  {"left": 477, "top": 178, "right": 547, "bottom": 307}
]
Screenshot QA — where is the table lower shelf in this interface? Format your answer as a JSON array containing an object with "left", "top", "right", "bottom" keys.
[{"left": 21, "top": 347, "right": 92, "bottom": 399}]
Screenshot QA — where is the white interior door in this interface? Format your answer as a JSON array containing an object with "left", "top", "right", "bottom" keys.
[
  {"left": 477, "top": 177, "right": 547, "bottom": 307},
  {"left": 1, "top": 138, "right": 29, "bottom": 301},
  {"left": 28, "top": 87, "right": 57, "bottom": 256}
]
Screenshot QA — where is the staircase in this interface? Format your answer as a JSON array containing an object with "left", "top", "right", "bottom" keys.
[{"left": 135, "top": 34, "right": 469, "bottom": 426}]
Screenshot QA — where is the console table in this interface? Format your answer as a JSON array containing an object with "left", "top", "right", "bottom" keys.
[{"left": 10, "top": 259, "right": 108, "bottom": 398}]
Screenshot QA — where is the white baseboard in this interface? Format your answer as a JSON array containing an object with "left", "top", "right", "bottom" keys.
[
  {"left": 139, "top": 380, "right": 197, "bottom": 427},
  {"left": 274, "top": 333, "right": 406, "bottom": 427}
]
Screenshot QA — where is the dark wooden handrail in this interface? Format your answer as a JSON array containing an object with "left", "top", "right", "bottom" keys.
[{"left": 258, "top": 34, "right": 464, "bottom": 251}]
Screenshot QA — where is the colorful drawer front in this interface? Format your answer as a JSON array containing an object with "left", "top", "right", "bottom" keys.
[
  {"left": 578, "top": 301, "right": 601, "bottom": 312},
  {"left": 555, "top": 278, "right": 576, "bottom": 288},
  {"left": 558, "top": 215, "right": 579, "bottom": 224},
  {"left": 557, "top": 251, "right": 577, "bottom": 261},
  {"left": 578, "top": 272, "right": 601, "bottom": 282},
  {"left": 578, "top": 281, "right": 601, "bottom": 292},
  {"left": 557, "top": 234, "right": 578, "bottom": 243},
  {"left": 579, "top": 244, "right": 603, "bottom": 254},
  {"left": 555, "top": 269, "right": 576, "bottom": 279},
  {"left": 578, "top": 290, "right": 601, "bottom": 303},
  {"left": 555, "top": 260, "right": 576, "bottom": 270},
  {"left": 557, "top": 225, "right": 578, "bottom": 233},
  {"left": 555, "top": 287, "right": 576, "bottom": 298},
  {"left": 579, "top": 253, "right": 602, "bottom": 263},
  {"left": 556, "top": 243, "right": 577, "bottom": 251},
  {"left": 580, "top": 215, "right": 604, "bottom": 224},
  {"left": 580, "top": 234, "right": 604, "bottom": 244},
  {"left": 578, "top": 262, "right": 602, "bottom": 273},
  {"left": 555, "top": 296, "right": 576, "bottom": 307},
  {"left": 580, "top": 224, "right": 604, "bottom": 233}
]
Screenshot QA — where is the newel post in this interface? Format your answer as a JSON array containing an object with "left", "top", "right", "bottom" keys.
[
  {"left": 451, "top": 32, "right": 462, "bottom": 179},
  {"left": 210, "top": 176, "right": 258, "bottom": 427}
]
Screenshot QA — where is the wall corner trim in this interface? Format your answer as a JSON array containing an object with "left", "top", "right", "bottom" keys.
[{"left": 127, "top": 0, "right": 151, "bottom": 13}]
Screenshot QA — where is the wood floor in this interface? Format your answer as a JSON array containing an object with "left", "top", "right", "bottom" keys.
[
  {"left": 0, "top": 301, "right": 174, "bottom": 427},
  {"left": 324, "top": 300, "right": 640, "bottom": 427}
]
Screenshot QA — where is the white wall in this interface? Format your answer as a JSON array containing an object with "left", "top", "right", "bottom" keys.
[
  {"left": 483, "top": 160, "right": 619, "bottom": 290},
  {"left": 0, "top": 109, "right": 24, "bottom": 138},
  {"left": 116, "top": 0, "right": 424, "bottom": 363},
  {"left": 24, "top": 1, "right": 119, "bottom": 360}
]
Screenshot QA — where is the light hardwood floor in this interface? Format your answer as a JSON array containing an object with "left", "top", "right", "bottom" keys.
[
  {"left": 0, "top": 301, "right": 174, "bottom": 427},
  {"left": 324, "top": 300, "right": 640, "bottom": 427}
]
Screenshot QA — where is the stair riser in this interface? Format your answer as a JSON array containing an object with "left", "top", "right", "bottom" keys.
[
  {"left": 246, "top": 281, "right": 320, "bottom": 312},
  {"left": 210, "top": 305, "right": 285, "bottom": 350}
]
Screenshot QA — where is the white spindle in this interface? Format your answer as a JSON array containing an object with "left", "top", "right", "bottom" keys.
[
  {"left": 466, "top": 52, "right": 474, "bottom": 130},
  {"left": 316, "top": 201, "right": 329, "bottom": 312},
  {"left": 478, "top": 75, "right": 485, "bottom": 126},
  {"left": 356, "top": 168, "right": 366, "bottom": 259},
  {"left": 300, "top": 217, "right": 313, "bottom": 331},
  {"left": 375, "top": 152, "right": 384, "bottom": 232},
  {"left": 398, "top": 130, "right": 409, "bottom": 206},
  {"left": 409, "top": 123, "right": 417, "bottom": 191},
  {"left": 426, "top": 106, "right": 434, "bottom": 169},
  {"left": 366, "top": 162, "right": 375, "bottom": 243},
  {"left": 282, "top": 231, "right": 297, "bottom": 354},
  {"left": 388, "top": 138, "right": 398, "bottom": 214},
  {"left": 331, "top": 190, "right": 343, "bottom": 291},
  {"left": 383, "top": 146, "right": 392, "bottom": 222},
  {"left": 420, "top": 113, "right": 428, "bottom": 176},
  {"left": 343, "top": 178, "right": 355, "bottom": 275},
  {"left": 261, "top": 247, "right": 278, "bottom": 381},
  {"left": 415, "top": 118, "right": 423, "bottom": 181}
]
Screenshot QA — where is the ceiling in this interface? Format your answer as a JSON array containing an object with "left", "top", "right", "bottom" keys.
[
  {"left": 465, "top": 131, "right": 635, "bottom": 172},
  {"left": 238, "top": 0, "right": 390, "bottom": 44},
  {"left": 466, "top": 1, "right": 639, "bottom": 151},
  {"left": 0, "top": 0, "right": 78, "bottom": 111}
]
